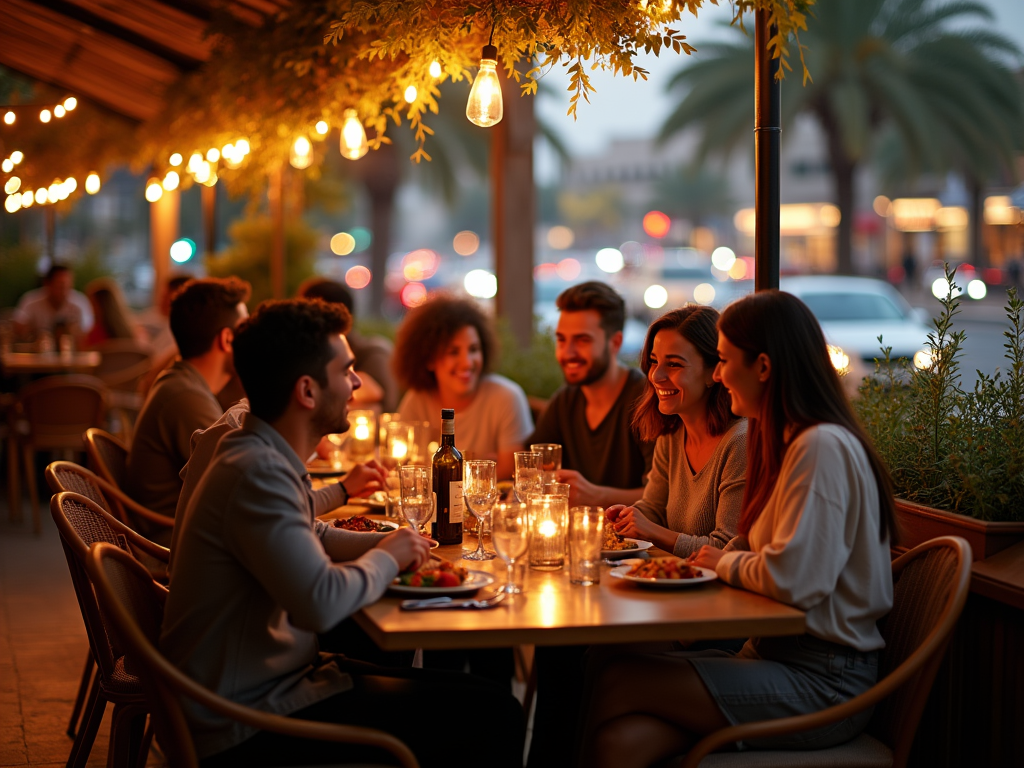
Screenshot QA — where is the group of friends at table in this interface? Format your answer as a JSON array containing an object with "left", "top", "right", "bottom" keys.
[{"left": 85, "top": 272, "right": 895, "bottom": 768}]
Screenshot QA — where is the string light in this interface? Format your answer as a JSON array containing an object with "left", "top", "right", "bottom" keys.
[
  {"left": 466, "top": 44, "right": 503, "bottom": 127},
  {"left": 54, "top": 105, "right": 66, "bottom": 118},
  {"left": 290, "top": 136, "right": 312, "bottom": 169},
  {"left": 21, "top": 191, "right": 33, "bottom": 208},
  {"left": 1, "top": 160, "right": 12, "bottom": 173},
  {"left": 187, "top": 152, "right": 203, "bottom": 172},
  {"left": 64, "top": 97, "right": 77, "bottom": 111},
  {"left": 163, "top": 171, "right": 180, "bottom": 191},
  {"left": 236, "top": 138, "right": 250, "bottom": 154},
  {"left": 35, "top": 188, "right": 47, "bottom": 205},
  {"left": 429, "top": 60, "right": 442, "bottom": 78},
  {"left": 193, "top": 161, "right": 212, "bottom": 184},
  {"left": 5, "top": 195, "right": 19, "bottom": 213},
  {"left": 315, "top": 120, "right": 329, "bottom": 135},
  {"left": 4, "top": 177, "right": 20, "bottom": 194},
  {"left": 206, "top": 147, "right": 220, "bottom": 162},
  {"left": 339, "top": 109, "right": 369, "bottom": 160},
  {"left": 85, "top": 173, "right": 101, "bottom": 194},
  {"left": 145, "top": 179, "right": 164, "bottom": 202},
  {"left": 11, "top": 151, "right": 23, "bottom": 164},
  {"left": 40, "top": 109, "right": 51, "bottom": 123},
  {"left": 169, "top": 153, "right": 183, "bottom": 166},
  {"left": 404, "top": 85, "right": 418, "bottom": 103},
  {"left": 3, "top": 111, "right": 14, "bottom": 125}
]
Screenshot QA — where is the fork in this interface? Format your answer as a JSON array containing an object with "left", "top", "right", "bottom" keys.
[{"left": 400, "top": 590, "right": 507, "bottom": 611}]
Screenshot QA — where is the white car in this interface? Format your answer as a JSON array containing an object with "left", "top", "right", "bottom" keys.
[{"left": 781, "top": 276, "right": 933, "bottom": 385}]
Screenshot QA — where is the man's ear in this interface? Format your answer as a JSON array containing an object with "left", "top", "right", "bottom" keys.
[
  {"left": 609, "top": 329, "right": 624, "bottom": 354},
  {"left": 293, "top": 374, "right": 318, "bottom": 411},
  {"left": 218, "top": 326, "right": 234, "bottom": 353}
]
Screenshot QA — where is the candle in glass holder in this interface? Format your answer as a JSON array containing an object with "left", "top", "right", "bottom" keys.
[
  {"left": 346, "top": 410, "right": 376, "bottom": 463},
  {"left": 325, "top": 433, "right": 346, "bottom": 470},
  {"left": 528, "top": 493, "right": 567, "bottom": 570}
]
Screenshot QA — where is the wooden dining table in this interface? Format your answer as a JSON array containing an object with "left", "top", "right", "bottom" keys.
[
  {"left": 0, "top": 350, "right": 102, "bottom": 375},
  {"left": 319, "top": 505, "right": 806, "bottom": 652}
]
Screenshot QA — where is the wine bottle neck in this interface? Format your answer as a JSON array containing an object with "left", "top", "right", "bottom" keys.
[{"left": 440, "top": 419, "right": 455, "bottom": 445}]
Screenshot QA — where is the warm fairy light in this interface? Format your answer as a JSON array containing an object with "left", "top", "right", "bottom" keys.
[
  {"left": 828, "top": 345, "right": 851, "bottom": 375},
  {"left": 169, "top": 153, "right": 183, "bottom": 166},
  {"left": 466, "top": 45, "right": 503, "bottom": 127},
  {"left": 21, "top": 191, "right": 33, "bottom": 208},
  {"left": 345, "top": 265, "right": 372, "bottom": 290},
  {"left": 54, "top": 105, "right": 66, "bottom": 118},
  {"left": 194, "top": 161, "right": 211, "bottom": 183},
  {"left": 3, "top": 111, "right": 14, "bottom": 125},
  {"left": 85, "top": 173, "right": 101, "bottom": 194},
  {"left": 11, "top": 151, "right": 23, "bottom": 164},
  {"left": 145, "top": 179, "right": 164, "bottom": 202},
  {"left": 202, "top": 169, "right": 219, "bottom": 187},
  {"left": 340, "top": 109, "right": 369, "bottom": 160},
  {"left": 48, "top": 182, "right": 60, "bottom": 200},
  {"left": 64, "top": 97, "right": 77, "bottom": 111},
  {"left": 163, "top": 171, "right": 180, "bottom": 191},
  {"left": 1, "top": 160, "right": 12, "bottom": 173},
  {"left": 5, "top": 195, "right": 19, "bottom": 213},
  {"left": 222, "top": 143, "right": 242, "bottom": 169},
  {"left": 40, "top": 109, "right": 52, "bottom": 123},
  {"left": 315, "top": 120, "right": 329, "bottom": 135},
  {"left": 330, "top": 232, "right": 356, "bottom": 255},
  {"left": 206, "top": 147, "right": 220, "bottom": 162},
  {"left": 404, "top": 85, "right": 418, "bottom": 103},
  {"left": 187, "top": 152, "right": 203, "bottom": 172},
  {"left": 35, "top": 188, "right": 47, "bottom": 205},
  {"left": 65, "top": 177, "right": 77, "bottom": 193},
  {"left": 236, "top": 138, "right": 250, "bottom": 155},
  {"left": 290, "top": 136, "right": 312, "bottom": 169},
  {"left": 5, "top": 177, "right": 20, "bottom": 194},
  {"left": 429, "top": 60, "right": 442, "bottom": 78},
  {"left": 453, "top": 230, "right": 480, "bottom": 256}
]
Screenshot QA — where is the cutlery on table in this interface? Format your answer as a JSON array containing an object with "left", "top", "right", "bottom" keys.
[{"left": 400, "top": 590, "right": 507, "bottom": 611}]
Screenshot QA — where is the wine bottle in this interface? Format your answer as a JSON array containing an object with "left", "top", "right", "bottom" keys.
[{"left": 431, "top": 408, "right": 464, "bottom": 545}]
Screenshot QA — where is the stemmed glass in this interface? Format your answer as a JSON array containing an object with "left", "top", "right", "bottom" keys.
[
  {"left": 463, "top": 460, "right": 498, "bottom": 561},
  {"left": 492, "top": 502, "right": 529, "bottom": 594},
  {"left": 398, "top": 465, "right": 434, "bottom": 536},
  {"left": 513, "top": 451, "right": 543, "bottom": 503}
]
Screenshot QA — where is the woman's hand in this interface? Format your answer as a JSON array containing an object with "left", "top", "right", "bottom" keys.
[
  {"left": 690, "top": 545, "right": 726, "bottom": 570},
  {"left": 342, "top": 459, "right": 388, "bottom": 498},
  {"left": 609, "top": 507, "right": 661, "bottom": 543},
  {"left": 604, "top": 505, "right": 628, "bottom": 523}
]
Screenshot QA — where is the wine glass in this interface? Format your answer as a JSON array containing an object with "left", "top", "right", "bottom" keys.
[
  {"left": 398, "top": 465, "right": 433, "bottom": 536},
  {"left": 463, "top": 460, "right": 498, "bottom": 561},
  {"left": 513, "top": 451, "right": 543, "bottom": 503},
  {"left": 492, "top": 502, "right": 529, "bottom": 594}
]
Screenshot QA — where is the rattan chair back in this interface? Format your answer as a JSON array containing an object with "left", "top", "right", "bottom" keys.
[
  {"left": 84, "top": 427, "right": 129, "bottom": 488},
  {"left": 15, "top": 374, "right": 107, "bottom": 449}
]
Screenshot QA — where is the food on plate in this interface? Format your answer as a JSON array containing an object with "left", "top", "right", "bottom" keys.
[
  {"left": 332, "top": 515, "right": 393, "bottom": 533},
  {"left": 395, "top": 559, "right": 468, "bottom": 588},
  {"left": 603, "top": 529, "right": 639, "bottom": 551},
  {"left": 627, "top": 558, "right": 702, "bottom": 580}
]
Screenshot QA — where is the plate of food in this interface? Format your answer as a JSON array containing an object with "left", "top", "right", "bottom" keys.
[
  {"left": 331, "top": 515, "right": 398, "bottom": 533},
  {"left": 602, "top": 530, "right": 653, "bottom": 560},
  {"left": 388, "top": 559, "right": 495, "bottom": 596},
  {"left": 609, "top": 557, "right": 717, "bottom": 589}
]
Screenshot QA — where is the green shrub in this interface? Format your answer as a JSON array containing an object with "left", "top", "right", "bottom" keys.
[
  {"left": 495, "top": 319, "right": 566, "bottom": 400},
  {"left": 0, "top": 243, "right": 41, "bottom": 308},
  {"left": 856, "top": 266, "right": 1024, "bottom": 521}
]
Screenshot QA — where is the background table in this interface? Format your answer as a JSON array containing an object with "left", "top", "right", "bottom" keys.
[{"left": 1, "top": 350, "right": 101, "bottom": 375}]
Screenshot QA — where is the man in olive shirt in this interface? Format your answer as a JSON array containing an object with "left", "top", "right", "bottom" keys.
[
  {"left": 124, "top": 277, "right": 250, "bottom": 541},
  {"left": 528, "top": 281, "right": 654, "bottom": 507}
]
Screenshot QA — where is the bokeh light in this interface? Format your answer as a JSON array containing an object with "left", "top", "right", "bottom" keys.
[
  {"left": 556, "top": 258, "right": 581, "bottom": 281},
  {"left": 3, "top": 112, "right": 14, "bottom": 125},
  {"left": 828, "top": 345, "right": 850, "bottom": 375},
  {"left": 169, "top": 153, "right": 183, "bottom": 166},
  {"left": 932, "top": 277, "right": 962, "bottom": 299},
  {"left": 728, "top": 258, "right": 749, "bottom": 280},
  {"left": 315, "top": 120, "right": 329, "bottom": 135},
  {"left": 404, "top": 85, "right": 418, "bottom": 103},
  {"left": 39, "top": 109, "right": 51, "bottom": 123},
  {"left": 206, "top": 147, "right": 220, "bottom": 162},
  {"left": 967, "top": 279, "right": 987, "bottom": 300},
  {"left": 34, "top": 188, "right": 47, "bottom": 205},
  {"left": 64, "top": 177, "right": 77, "bottom": 193},
  {"left": 1, "top": 160, "right": 12, "bottom": 173},
  {"left": 21, "top": 191, "right": 33, "bottom": 208},
  {"left": 547, "top": 225, "right": 574, "bottom": 250},
  {"left": 5, "top": 195, "right": 20, "bottom": 213},
  {"left": 453, "top": 230, "right": 480, "bottom": 256},
  {"left": 64, "top": 97, "right": 77, "bottom": 111},
  {"left": 873, "top": 196, "right": 892, "bottom": 217},
  {"left": 54, "top": 105, "right": 66, "bottom": 118},
  {"left": 429, "top": 60, "right": 442, "bottom": 78},
  {"left": 330, "top": 232, "right": 356, "bottom": 256},
  {"left": 402, "top": 249, "right": 440, "bottom": 281},
  {"left": 85, "top": 173, "right": 101, "bottom": 194},
  {"left": 401, "top": 281, "right": 428, "bottom": 307},
  {"left": 644, "top": 284, "right": 668, "bottom": 309},
  {"left": 351, "top": 227, "right": 372, "bottom": 252},
  {"left": 643, "top": 210, "right": 671, "bottom": 239},
  {"left": 4, "top": 177, "right": 21, "bottom": 194},
  {"left": 162, "top": 171, "right": 180, "bottom": 191},
  {"left": 595, "top": 247, "right": 624, "bottom": 273},
  {"left": 145, "top": 179, "right": 163, "bottom": 202},
  {"left": 10, "top": 151, "right": 23, "bottom": 164},
  {"left": 170, "top": 238, "right": 196, "bottom": 263},
  {"left": 346, "top": 265, "right": 372, "bottom": 290},
  {"left": 913, "top": 350, "right": 932, "bottom": 370},
  {"left": 464, "top": 269, "right": 497, "bottom": 298},
  {"left": 693, "top": 283, "right": 716, "bottom": 305},
  {"left": 710, "top": 246, "right": 736, "bottom": 271}
]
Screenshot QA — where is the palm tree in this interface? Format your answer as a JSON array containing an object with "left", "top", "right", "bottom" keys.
[{"left": 659, "top": 0, "right": 1023, "bottom": 275}]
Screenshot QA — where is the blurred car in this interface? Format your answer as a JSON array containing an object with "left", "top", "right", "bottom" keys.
[
  {"left": 781, "top": 276, "right": 932, "bottom": 388},
  {"left": 624, "top": 248, "right": 751, "bottom": 321}
]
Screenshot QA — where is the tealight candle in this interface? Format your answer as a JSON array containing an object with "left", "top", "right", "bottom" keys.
[
  {"left": 528, "top": 493, "right": 567, "bottom": 570},
  {"left": 346, "top": 410, "right": 376, "bottom": 463}
]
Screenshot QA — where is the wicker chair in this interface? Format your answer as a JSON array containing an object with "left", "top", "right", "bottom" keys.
[
  {"left": 679, "top": 536, "right": 973, "bottom": 768},
  {"left": 10, "top": 374, "right": 106, "bottom": 534},
  {"left": 93, "top": 340, "right": 152, "bottom": 441},
  {"left": 84, "top": 427, "right": 129, "bottom": 488},
  {"left": 50, "top": 492, "right": 169, "bottom": 768},
  {"left": 86, "top": 541, "right": 420, "bottom": 768}
]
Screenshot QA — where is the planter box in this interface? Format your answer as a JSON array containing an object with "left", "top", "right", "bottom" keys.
[{"left": 895, "top": 499, "right": 1024, "bottom": 562}]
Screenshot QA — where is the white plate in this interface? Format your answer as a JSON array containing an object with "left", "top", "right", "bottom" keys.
[
  {"left": 388, "top": 570, "right": 495, "bottom": 596},
  {"left": 609, "top": 564, "right": 718, "bottom": 589},
  {"left": 601, "top": 539, "right": 653, "bottom": 560},
  {"left": 350, "top": 496, "right": 386, "bottom": 510}
]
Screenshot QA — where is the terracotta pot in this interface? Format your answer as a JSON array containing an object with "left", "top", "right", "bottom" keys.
[{"left": 894, "top": 499, "right": 1024, "bottom": 561}]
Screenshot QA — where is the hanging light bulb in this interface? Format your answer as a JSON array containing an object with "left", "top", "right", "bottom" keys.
[
  {"left": 3, "top": 111, "right": 14, "bottom": 125},
  {"left": 404, "top": 85, "right": 418, "bottom": 104},
  {"left": 290, "top": 136, "right": 312, "bottom": 169},
  {"left": 339, "top": 109, "right": 368, "bottom": 160},
  {"left": 145, "top": 179, "right": 164, "bottom": 202},
  {"left": 54, "top": 105, "right": 66, "bottom": 118},
  {"left": 85, "top": 173, "right": 101, "bottom": 194},
  {"left": 429, "top": 60, "right": 442, "bottom": 78},
  {"left": 315, "top": 120, "right": 329, "bottom": 136},
  {"left": 40, "top": 109, "right": 52, "bottom": 123},
  {"left": 466, "top": 44, "right": 503, "bottom": 127},
  {"left": 169, "top": 153, "right": 183, "bottom": 166},
  {"left": 163, "top": 171, "right": 180, "bottom": 191},
  {"left": 64, "top": 97, "right": 77, "bottom": 111}
]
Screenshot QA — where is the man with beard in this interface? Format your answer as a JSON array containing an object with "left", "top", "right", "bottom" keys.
[
  {"left": 125, "top": 277, "right": 250, "bottom": 543},
  {"left": 162, "top": 299, "right": 525, "bottom": 767},
  {"left": 528, "top": 281, "right": 654, "bottom": 506}
]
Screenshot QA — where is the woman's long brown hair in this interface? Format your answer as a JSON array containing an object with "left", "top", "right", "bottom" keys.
[{"left": 718, "top": 291, "right": 898, "bottom": 543}]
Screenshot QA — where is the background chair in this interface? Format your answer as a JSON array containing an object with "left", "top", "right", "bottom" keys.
[
  {"left": 10, "top": 374, "right": 106, "bottom": 534},
  {"left": 93, "top": 340, "right": 152, "bottom": 441},
  {"left": 51, "top": 491, "right": 169, "bottom": 768},
  {"left": 679, "top": 535, "right": 972, "bottom": 768},
  {"left": 87, "top": 541, "right": 420, "bottom": 768},
  {"left": 85, "top": 427, "right": 129, "bottom": 489}
]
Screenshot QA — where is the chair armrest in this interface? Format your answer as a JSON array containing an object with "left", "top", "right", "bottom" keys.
[{"left": 97, "top": 478, "right": 175, "bottom": 529}]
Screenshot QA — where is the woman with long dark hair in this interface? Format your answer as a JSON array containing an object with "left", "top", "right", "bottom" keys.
[
  {"left": 605, "top": 304, "right": 746, "bottom": 556},
  {"left": 582, "top": 291, "right": 897, "bottom": 768}
]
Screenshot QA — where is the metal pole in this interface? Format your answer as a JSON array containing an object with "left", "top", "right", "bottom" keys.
[
  {"left": 201, "top": 182, "right": 217, "bottom": 258},
  {"left": 269, "top": 167, "right": 285, "bottom": 299},
  {"left": 754, "top": 9, "right": 781, "bottom": 291}
]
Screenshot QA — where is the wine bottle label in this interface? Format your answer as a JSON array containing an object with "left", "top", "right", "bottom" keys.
[
  {"left": 441, "top": 420, "right": 455, "bottom": 436},
  {"left": 449, "top": 481, "right": 464, "bottom": 523}
]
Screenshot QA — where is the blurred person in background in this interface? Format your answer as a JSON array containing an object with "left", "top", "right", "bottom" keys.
[
  {"left": 125, "top": 277, "right": 251, "bottom": 542},
  {"left": 137, "top": 273, "right": 192, "bottom": 359},
  {"left": 12, "top": 263, "right": 93, "bottom": 342},
  {"left": 393, "top": 294, "right": 531, "bottom": 481},
  {"left": 82, "top": 277, "right": 149, "bottom": 349},
  {"left": 297, "top": 277, "right": 393, "bottom": 410}
]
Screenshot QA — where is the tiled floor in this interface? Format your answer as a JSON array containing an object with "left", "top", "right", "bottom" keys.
[{"left": 0, "top": 494, "right": 162, "bottom": 768}]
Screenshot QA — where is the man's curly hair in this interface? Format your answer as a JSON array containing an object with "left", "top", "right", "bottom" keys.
[
  {"left": 233, "top": 299, "right": 352, "bottom": 422},
  {"left": 392, "top": 295, "right": 497, "bottom": 392}
]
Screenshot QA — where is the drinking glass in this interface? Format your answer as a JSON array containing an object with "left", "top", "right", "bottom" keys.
[
  {"left": 569, "top": 506, "right": 605, "bottom": 585},
  {"left": 527, "top": 494, "right": 567, "bottom": 570},
  {"left": 378, "top": 412, "right": 399, "bottom": 449},
  {"left": 492, "top": 502, "right": 529, "bottom": 594},
  {"left": 398, "top": 465, "right": 433, "bottom": 534},
  {"left": 541, "top": 482, "right": 570, "bottom": 500},
  {"left": 383, "top": 421, "right": 414, "bottom": 472},
  {"left": 513, "top": 451, "right": 543, "bottom": 503},
  {"left": 463, "top": 460, "right": 498, "bottom": 560},
  {"left": 530, "top": 443, "right": 562, "bottom": 483},
  {"left": 324, "top": 433, "right": 347, "bottom": 471},
  {"left": 346, "top": 410, "right": 376, "bottom": 463}
]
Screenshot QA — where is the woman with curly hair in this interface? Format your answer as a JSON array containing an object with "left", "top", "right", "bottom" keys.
[{"left": 394, "top": 294, "right": 532, "bottom": 480}]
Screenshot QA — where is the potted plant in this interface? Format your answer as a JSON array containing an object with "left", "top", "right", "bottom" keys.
[{"left": 855, "top": 266, "right": 1024, "bottom": 560}]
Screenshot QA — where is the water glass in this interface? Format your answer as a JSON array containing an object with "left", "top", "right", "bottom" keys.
[
  {"left": 492, "top": 502, "right": 529, "bottom": 594},
  {"left": 530, "top": 443, "right": 562, "bottom": 483},
  {"left": 399, "top": 465, "right": 433, "bottom": 533},
  {"left": 541, "top": 482, "right": 570, "bottom": 500},
  {"left": 463, "top": 460, "right": 498, "bottom": 561},
  {"left": 527, "top": 494, "right": 567, "bottom": 571},
  {"left": 569, "top": 507, "right": 605, "bottom": 586},
  {"left": 378, "top": 412, "right": 399, "bottom": 448},
  {"left": 514, "top": 451, "right": 543, "bottom": 502},
  {"left": 325, "top": 433, "right": 347, "bottom": 471}
]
